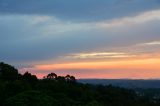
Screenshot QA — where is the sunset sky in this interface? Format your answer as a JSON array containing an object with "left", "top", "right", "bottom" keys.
[{"left": 1, "top": 0, "right": 160, "bottom": 79}]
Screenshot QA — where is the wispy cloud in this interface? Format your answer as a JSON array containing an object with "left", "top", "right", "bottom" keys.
[
  {"left": 64, "top": 52, "right": 135, "bottom": 59},
  {"left": 30, "top": 9, "right": 160, "bottom": 36},
  {"left": 139, "top": 41, "right": 160, "bottom": 46},
  {"left": 98, "top": 9, "right": 160, "bottom": 27}
]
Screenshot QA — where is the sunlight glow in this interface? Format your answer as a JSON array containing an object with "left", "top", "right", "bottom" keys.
[{"left": 35, "top": 58, "right": 160, "bottom": 70}]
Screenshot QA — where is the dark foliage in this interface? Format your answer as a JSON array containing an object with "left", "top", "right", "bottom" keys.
[
  {"left": 0, "top": 62, "right": 18, "bottom": 80},
  {"left": 0, "top": 62, "right": 160, "bottom": 106}
]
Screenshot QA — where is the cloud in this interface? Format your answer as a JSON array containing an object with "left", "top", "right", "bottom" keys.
[
  {"left": 1, "top": 9, "right": 160, "bottom": 65},
  {"left": 98, "top": 9, "right": 160, "bottom": 27},
  {"left": 64, "top": 52, "right": 136, "bottom": 59},
  {"left": 140, "top": 41, "right": 160, "bottom": 46},
  {"left": 0, "top": 0, "right": 160, "bottom": 79},
  {"left": 0, "top": 1, "right": 160, "bottom": 74},
  {"left": 0, "top": 0, "right": 160, "bottom": 21}
]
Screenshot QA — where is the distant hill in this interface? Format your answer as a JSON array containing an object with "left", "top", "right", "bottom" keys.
[{"left": 78, "top": 79, "right": 160, "bottom": 89}]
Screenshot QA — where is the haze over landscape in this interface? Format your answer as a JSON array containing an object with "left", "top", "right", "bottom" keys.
[{"left": 1, "top": 0, "right": 160, "bottom": 79}]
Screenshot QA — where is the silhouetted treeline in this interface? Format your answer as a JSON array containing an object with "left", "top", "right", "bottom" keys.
[{"left": 0, "top": 62, "right": 160, "bottom": 106}]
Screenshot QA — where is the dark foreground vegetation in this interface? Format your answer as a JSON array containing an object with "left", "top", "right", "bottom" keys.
[{"left": 0, "top": 62, "right": 160, "bottom": 106}]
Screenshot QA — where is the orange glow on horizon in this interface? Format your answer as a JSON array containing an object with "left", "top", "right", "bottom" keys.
[
  {"left": 35, "top": 58, "right": 160, "bottom": 71},
  {"left": 27, "top": 58, "right": 160, "bottom": 79}
]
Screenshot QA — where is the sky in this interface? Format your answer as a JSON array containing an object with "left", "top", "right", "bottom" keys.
[{"left": 1, "top": 0, "right": 160, "bottom": 79}]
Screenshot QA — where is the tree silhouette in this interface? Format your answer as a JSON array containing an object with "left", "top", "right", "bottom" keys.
[
  {"left": 46, "top": 73, "right": 57, "bottom": 80},
  {"left": 65, "top": 75, "right": 76, "bottom": 83},
  {"left": 0, "top": 62, "right": 18, "bottom": 80},
  {"left": 22, "top": 71, "right": 38, "bottom": 83},
  {"left": 65, "top": 75, "right": 71, "bottom": 81},
  {"left": 56, "top": 76, "right": 66, "bottom": 82}
]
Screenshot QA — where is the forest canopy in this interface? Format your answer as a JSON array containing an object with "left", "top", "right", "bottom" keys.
[{"left": 0, "top": 62, "right": 160, "bottom": 106}]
